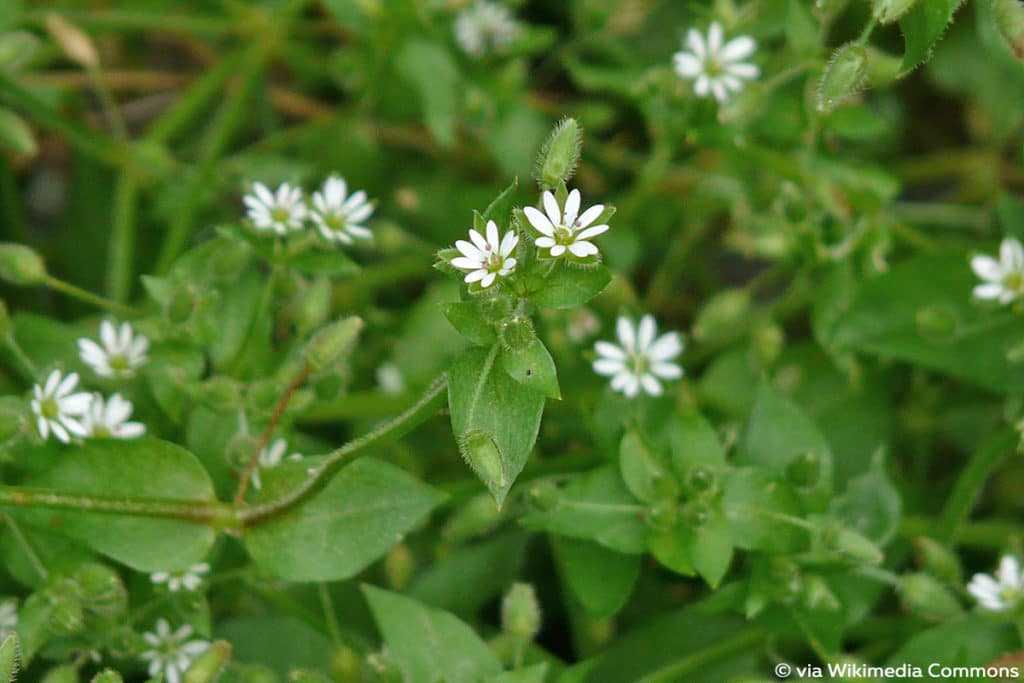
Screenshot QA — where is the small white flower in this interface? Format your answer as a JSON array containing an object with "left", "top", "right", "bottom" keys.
[
  {"left": 593, "top": 315, "right": 684, "bottom": 398},
  {"left": 150, "top": 563, "right": 210, "bottom": 593},
  {"left": 523, "top": 189, "right": 609, "bottom": 259},
  {"left": 243, "top": 181, "right": 308, "bottom": 235},
  {"left": 968, "top": 555, "right": 1024, "bottom": 612},
  {"left": 0, "top": 599, "right": 17, "bottom": 635},
  {"left": 673, "top": 22, "right": 759, "bottom": 104},
  {"left": 140, "top": 619, "right": 209, "bottom": 683},
  {"left": 311, "top": 175, "right": 375, "bottom": 245},
  {"left": 450, "top": 220, "right": 519, "bottom": 288},
  {"left": 376, "top": 363, "right": 405, "bottom": 395},
  {"left": 454, "top": 1, "right": 519, "bottom": 57},
  {"left": 971, "top": 237, "right": 1024, "bottom": 305},
  {"left": 30, "top": 370, "right": 91, "bottom": 443},
  {"left": 78, "top": 321, "right": 149, "bottom": 379},
  {"left": 250, "top": 438, "right": 302, "bottom": 492},
  {"left": 81, "top": 393, "right": 145, "bottom": 439}
]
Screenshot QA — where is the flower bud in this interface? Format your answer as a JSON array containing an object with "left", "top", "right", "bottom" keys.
[
  {"left": 0, "top": 633, "right": 19, "bottom": 682},
  {"left": 304, "top": 317, "right": 363, "bottom": 372},
  {"left": 536, "top": 117, "right": 582, "bottom": 190},
  {"left": 72, "top": 563, "right": 126, "bottom": 616},
  {"left": 526, "top": 480, "right": 559, "bottom": 511},
  {"left": 0, "top": 243, "right": 47, "bottom": 286},
  {"left": 46, "top": 589, "right": 84, "bottom": 636},
  {"left": 898, "top": 572, "right": 963, "bottom": 621},
  {"left": 994, "top": 0, "right": 1024, "bottom": 59},
  {"left": 682, "top": 500, "right": 713, "bottom": 528},
  {"left": 330, "top": 646, "right": 362, "bottom": 683},
  {"left": 913, "top": 537, "right": 962, "bottom": 584},
  {"left": 819, "top": 524, "right": 884, "bottom": 566},
  {"left": 0, "top": 108, "right": 37, "bottom": 157},
  {"left": 873, "top": 0, "right": 918, "bottom": 24},
  {"left": 685, "top": 465, "right": 718, "bottom": 496},
  {"left": 498, "top": 316, "right": 535, "bottom": 352},
  {"left": 90, "top": 671, "right": 123, "bottom": 683},
  {"left": 41, "top": 664, "right": 78, "bottom": 683},
  {"left": 692, "top": 289, "right": 751, "bottom": 343},
  {"left": 785, "top": 452, "right": 822, "bottom": 489},
  {"left": 459, "top": 429, "right": 507, "bottom": 497},
  {"left": 184, "top": 640, "right": 232, "bottom": 683},
  {"left": 817, "top": 43, "right": 868, "bottom": 113},
  {"left": 501, "top": 583, "right": 542, "bottom": 640},
  {"left": 644, "top": 500, "right": 678, "bottom": 531},
  {"left": 442, "top": 493, "right": 503, "bottom": 543},
  {"left": 385, "top": 544, "right": 415, "bottom": 590},
  {"left": 44, "top": 13, "right": 99, "bottom": 68}
]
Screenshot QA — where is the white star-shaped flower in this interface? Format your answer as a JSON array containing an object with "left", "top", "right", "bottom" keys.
[
  {"left": 450, "top": 220, "right": 519, "bottom": 289},
  {"left": 968, "top": 555, "right": 1024, "bottom": 612},
  {"left": 80, "top": 393, "right": 145, "bottom": 439},
  {"left": 140, "top": 619, "right": 209, "bottom": 683},
  {"left": 311, "top": 175, "right": 374, "bottom": 245},
  {"left": 0, "top": 599, "right": 17, "bottom": 635},
  {"left": 593, "top": 315, "right": 684, "bottom": 398},
  {"left": 971, "top": 237, "right": 1024, "bottom": 305},
  {"left": 454, "top": 1, "right": 519, "bottom": 57},
  {"left": 523, "top": 189, "right": 609, "bottom": 259},
  {"left": 29, "top": 370, "right": 91, "bottom": 443},
  {"left": 77, "top": 320, "right": 149, "bottom": 379},
  {"left": 150, "top": 562, "right": 210, "bottom": 593},
  {"left": 672, "top": 22, "right": 759, "bottom": 104},
  {"left": 250, "top": 438, "right": 302, "bottom": 491},
  {"left": 243, "top": 181, "right": 308, "bottom": 235}
]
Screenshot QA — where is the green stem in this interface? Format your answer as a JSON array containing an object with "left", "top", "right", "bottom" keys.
[
  {"left": 43, "top": 274, "right": 144, "bottom": 316},
  {"left": 106, "top": 175, "right": 140, "bottom": 303},
  {"left": 0, "top": 71, "right": 138, "bottom": 171},
  {"left": 0, "top": 486, "right": 236, "bottom": 526},
  {"left": 937, "top": 429, "right": 1017, "bottom": 542},
  {"left": 636, "top": 627, "right": 764, "bottom": 683},
  {"left": 2, "top": 332, "right": 38, "bottom": 382},
  {"left": 86, "top": 65, "right": 129, "bottom": 140},
  {"left": 900, "top": 516, "right": 1023, "bottom": 549},
  {"left": 318, "top": 582, "right": 344, "bottom": 647}
]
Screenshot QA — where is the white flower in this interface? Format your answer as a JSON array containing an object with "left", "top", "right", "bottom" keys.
[
  {"left": 80, "top": 393, "right": 145, "bottom": 439},
  {"left": 967, "top": 555, "right": 1024, "bottom": 612},
  {"left": 971, "top": 238, "right": 1024, "bottom": 305},
  {"left": 77, "top": 321, "right": 149, "bottom": 379},
  {"left": 311, "top": 175, "right": 374, "bottom": 245},
  {"left": 593, "top": 315, "right": 684, "bottom": 398},
  {"left": 243, "top": 181, "right": 308, "bottom": 235},
  {"left": 0, "top": 599, "right": 17, "bottom": 635},
  {"left": 140, "top": 619, "right": 209, "bottom": 683},
  {"left": 450, "top": 220, "right": 519, "bottom": 288},
  {"left": 150, "top": 563, "right": 210, "bottom": 593},
  {"left": 376, "top": 363, "right": 405, "bottom": 395},
  {"left": 250, "top": 438, "right": 302, "bottom": 491},
  {"left": 673, "top": 22, "right": 759, "bottom": 104},
  {"left": 454, "top": 1, "right": 519, "bottom": 57},
  {"left": 523, "top": 189, "right": 609, "bottom": 259},
  {"left": 30, "top": 370, "right": 91, "bottom": 443}
]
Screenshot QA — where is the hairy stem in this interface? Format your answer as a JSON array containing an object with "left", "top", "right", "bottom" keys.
[{"left": 44, "top": 274, "right": 145, "bottom": 316}]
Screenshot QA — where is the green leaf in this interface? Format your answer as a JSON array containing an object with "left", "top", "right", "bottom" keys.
[
  {"left": 618, "top": 431, "right": 668, "bottom": 503},
  {"left": 828, "top": 253, "right": 1024, "bottom": 393},
  {"left": 831, "top": 451, "right": 902, "bottom": 545},
  {"left": 524, "top": 466, "right": 647, "bottom": 554},
  {"left": 738, "top": 382, "right": 834, "bottom": 512},
  {"left": 0, "top": 107, "right": 36, "bottom": 156},
  {"left": 529, "top": 264, "right": 611, "bottom": 309},
  {"left": 284, "top": 249, "right": 360, "bottom": 277},
  {"left": 245, "top": 457, "right": 445, "bottom": 581},
  {"left": 553, "top": 536, "right": 640, "bottom": 618},
  {"left": 218, "top": 616, "right": 333, "bottom": 676},
  {"left": 499, "top": 334, "right": 561, "bottom": 399},
  {"left": 482, "top": 179, "right": 520, "bottom": 229},
  {"left": 487, "top": 663, "right": 549, "bottom": 683},
  {"left": 6, "top": 438, "right": 216, "bottom": 572},
  {"left": 786, "top": 0, "right": 820, "bottom": 56},
  {"left": 691, "top": 507, "right": 733, "bottom": 588},
  {"left": 448, "top": 346, "right": 545, "bottom": 505},
  {"left": 721, "top": 468, "right": 804, "bottom": 552},
  {"left": 886, "top": 614, "right": 1015, "bottom": 671},
  {"left": 363, "top": 586, "right": 503, "bottom": 683},
  {"left": 208, "top": 267, "right": 268, "bottom": 371},
  {"left": 899, "top": 0, "right": 962, "bottom": 75},
  {"left": 395, "top": 39, "right": 459, "bottom": 147},
  {"left": 668, "top": 413, "right": 726, "bottom": 479},
  {"left": 442, "top": 302, "right": 497, "bottom": 345}
]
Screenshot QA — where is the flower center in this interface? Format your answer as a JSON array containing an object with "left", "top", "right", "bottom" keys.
[
  {"left": 271, "top": 207, "right": 292, "bottom": 223},
  {"left": 93, "top": 425, "right": 111, "bottom": 438},
  {"left": 40, "top": 399, "right": 59, "bottom": 419},
  {"left": 631, "top": 353, "right": 650, "bottom": 376},
  {"left": 109, "top": 354, "right": 129, "bottom": 372},
  {"left": 1005, "top": 272, "right": 1024, "bottom": 292},
  {"left": 705, "top": 59, "right": 724, "bottom": 76}
]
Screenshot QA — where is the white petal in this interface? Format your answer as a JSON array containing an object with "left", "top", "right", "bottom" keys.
[
  {"left": 1002, "top": 238, "right": 1024, "bottom": 270},
  {"left": 481, "top": 272, "right": 497, "bottom": 288},
  {"left": 616, "top": 317, "right": 636, "bottom": 353},
  {"left": 575, "top": 204, "right": 605, "bottom": 230},
  {"left": 568, "top": 241, "right": 599, "bottom": 258},
  {"left": 974, "top": 283, "right": 1006, "bottom": 300},
  {"left": 593, "top": 358, "right": 627, "bottom": 376},
  {"left": 524, "top": 206, "right": 555, "bottom": 236},
  {"left": 469, "top": 229, "right": 489, "bottom": 254},
  {"left": 451, "top": 256, "right": 483, "bottom": 271},
  {"left": 673, "top": 52, "right": 703, "bottom": 77},
  {"left": 1000, "top": 556, "right": 1021, "bottom": 588},
  {"left": 623, "top": 375, "right": 641, "bottom": 398},
  {"left": 651, "top": 362, "right": 684, "bottom": 379},
  {"left": 594, "top": 341, "right": 627, "bottom": 361},
  {"left": 464, "top": 269, "right": 487, "bottom": 284},
  {"left": 694, "top": 75, "right": 711, "bottom": 97},
  {"left": 640, "top": 374, "right": 663, "bottom": 396},
  {"left": 972, "top": 255, "right": 1003, "bottom": 281},
  {"left": 649, "top": 332, "right": 684, "bottom": 361},
  {"left": 720, "top": 35, "right": 756, "bottom": 62},
  {"left": 499, "top": 230, "right": 519, "bottom": 257},
  {"left": 346, "top": 203, "right": 374, "bottom": 223},
  {"left": 535, "top": 237, "right": 556, "bottom": 248},
  {"left": 542, "top": 191, "right": 562, "bottom": 228},
  {"left": 610, "top": 371, "right": 633, "bottom": 391},
  {"left": 485, "top": 221, "right": 500, "bottom": 250},
  {"left": 575, "top": 224, "right": 609, "bottom": 241},
  {"left": 550, "top": 244, "right": 566, "bottom": 257},
  {"left": 686, "top": 28, "right": 706, "bottom": 59},
  {"left": 711, "top": 79, "right": 728, "bottom": 104},
  {"left": 563, "top": 189, "right": 581, "bottom": 226},
  {"left": 636, "top": 315, "right": 657, "bottom": 352},
  {"left": 707, "top": 22, "right": 723, "bottom": 54},
  {"left": 56, "top": 372, "right": 79, "bottom": 398},
  {"left": 727, "top": 62, "right": 760, "bottom": 80}
]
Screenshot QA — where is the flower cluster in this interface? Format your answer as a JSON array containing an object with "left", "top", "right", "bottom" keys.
[
  {"left": 672, "top": 21, "right": 759, "bottom": 104},
  {"left": 140, "top": 618, "right": 209, "bottom": 683},
  {"left": 454, "top": 0, "right": 519, "bottom": 57},
  {"left": 250, "top": 438, "right": 302, "bottom": 491},
  {"left": 244, "top": 176, "right": 375, "bottom": 245},
  {"left": 593, "top": 315, "right": 684, "bottom": 398},
  {"left": 30, "top": 321, "right": 148, "bottom": 444},
  {"left": 971, "top": 237, "right": 1024, "bottom": 305},
  {"left": 150, "top": 562, "right": 210, "bottom": 593},
  {"left": 967, "top": 555, "right": 1024, "bottom": 612}
]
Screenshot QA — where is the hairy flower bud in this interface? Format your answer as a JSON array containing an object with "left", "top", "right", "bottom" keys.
[
  {"left": 304, "top": 317, "right": 363, "bottom": 372},
  {"left": 72, "top": 563, "right": 127, "bottom": 616},
  {"left": 899, "top": 573, "right": 963, "bottom": 621},
  {"left": 535, "top": 117, "right": 582, "bottom": 190},
  {"left": 501, "top": 583, "right": 542, "bottom": 640},
  {"left": 819, "top": 524, "right": 884, "bottom": 566},
  {"left": 0, "top": 243, "right": 47, "bottom": 286},
  {"left": 459, "top": 429, "right": 507, "bottom": 497},
  {"left": 913, "top": 537, "right": 962, "bottom": 584},
  {"left": 817, "top": 43, "right": 868, "bottom": 113},
  {"left": 0, "top": 633, "right": 19, "bottom": 683}
]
